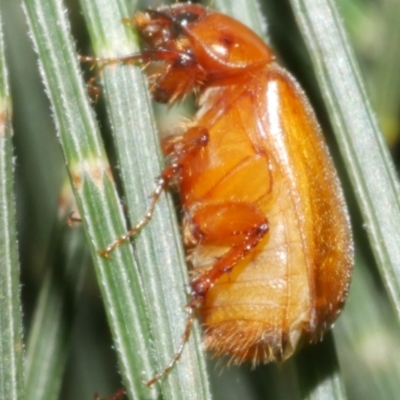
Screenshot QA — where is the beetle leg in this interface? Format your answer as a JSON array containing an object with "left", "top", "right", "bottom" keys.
[
  {"left": 99, "top": 175, "right": 166, "bottom": 258},
  {"left": 189, "top": 202, "right": 269, "bottom": 300},
  {"left": 67, "top": 211, "right": 82, "bottom": 227},
  {"left": 144, "top": 306, "right": 195, "bottom": 387},
  {"left": 81, "top": 48, "right": 205, "bottom": 104},
  {"left": 93, "top": 388, "right": 126, "bottom": 400},
  {"left": 162, "top": 126, "right": 209, "bottom": 165},
  {"left": 100, "top": 126, "right": 209, "bottom": 258},
  {"left": 80, "top": 49, "right": 183, "bottom": 67}
]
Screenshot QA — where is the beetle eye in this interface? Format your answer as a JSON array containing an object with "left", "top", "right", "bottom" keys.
[{"left": 175, "top": 11, "right": 200, "bottom": 27}]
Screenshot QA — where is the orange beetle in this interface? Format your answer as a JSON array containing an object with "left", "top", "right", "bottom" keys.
[{"left": 101, "top": 2, "right": 353, "bottom": 379}]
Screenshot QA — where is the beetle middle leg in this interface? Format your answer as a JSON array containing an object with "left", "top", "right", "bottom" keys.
[{"left": 100, "top": 126, "right": 209, "bottom": 257}]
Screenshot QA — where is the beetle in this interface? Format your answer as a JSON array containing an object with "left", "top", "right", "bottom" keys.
[{"left": 91, "top": 2, "right": 353, "bottom": 387}]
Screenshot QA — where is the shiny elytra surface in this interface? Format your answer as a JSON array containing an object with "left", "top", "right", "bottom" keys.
[{"left": 133, "top": 4, "right": 353, "bottom": 365}]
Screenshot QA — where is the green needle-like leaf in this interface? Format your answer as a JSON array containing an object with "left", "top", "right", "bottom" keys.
[{"left": 0, "top": 6, "right": 24, "bottom": 400}]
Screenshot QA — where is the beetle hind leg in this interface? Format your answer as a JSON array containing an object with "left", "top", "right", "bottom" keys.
[{"left": 188, "top": 202, "right": 269, "bottom": 299}]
